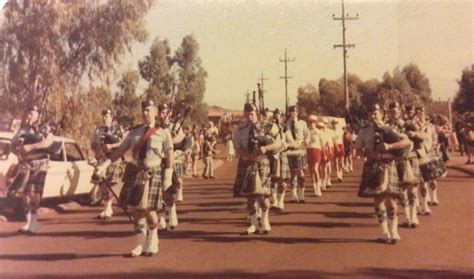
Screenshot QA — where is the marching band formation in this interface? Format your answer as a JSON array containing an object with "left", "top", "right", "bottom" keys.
[{"left": 8, "top": 98, "right": 448, "bottom": 257}]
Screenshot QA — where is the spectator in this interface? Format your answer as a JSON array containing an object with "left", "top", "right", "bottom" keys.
[
  {"left": 202, "top": 135, "right": 216, "bottom": 179},
  {"left": 455, "top": 120, "right": 467, "bottom": 156}
]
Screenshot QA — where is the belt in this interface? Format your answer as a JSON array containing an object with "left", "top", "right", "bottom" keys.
[{"left": 131, "top": 160, "right": 162, "bottom": 172}]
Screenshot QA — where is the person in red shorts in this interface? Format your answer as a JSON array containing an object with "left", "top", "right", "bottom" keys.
[
  {"left": 306, "top": 115, "right": 323, "bottom": 196},
  {"left": 331, "top": 119, "right": 345, "bottom": 182}
]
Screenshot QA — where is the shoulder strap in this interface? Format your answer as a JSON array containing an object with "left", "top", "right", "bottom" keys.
[{"left": 132, "top": 127, "right": 159, "bottom": 158}]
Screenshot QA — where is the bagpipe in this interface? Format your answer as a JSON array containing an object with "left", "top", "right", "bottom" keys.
[
  {"left": 170, "top": 106, "right": 192, "bottom": 151},
  {"left": 15, "top": 130, "right": 62, "bottom": 161},
  {"left": 248, "top": 123, "right": 275, "bottom": 155},
  {"left": 373, "top": 122, "right": 410, "bottom": 158}
]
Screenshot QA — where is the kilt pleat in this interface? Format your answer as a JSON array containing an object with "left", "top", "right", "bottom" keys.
[
  {"left": 358, "top": 159, "right": 402, "bottom": 198},
  {"left": 25, "top": 158, "right": 49, "bottom": 195},
  {"left": 233, "top": 158, "right": 271, "bottom": 197}
]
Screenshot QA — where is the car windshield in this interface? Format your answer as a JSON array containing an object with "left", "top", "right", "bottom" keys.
[{"left": 0, "top": 138, "right": 11, "bottom": 160}]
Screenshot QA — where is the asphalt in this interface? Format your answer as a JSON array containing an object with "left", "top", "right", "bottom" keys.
[{"left": 0, "top": 153, "right": 473, "bottom": 278}]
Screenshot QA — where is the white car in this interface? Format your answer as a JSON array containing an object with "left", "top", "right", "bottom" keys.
[{"left": 0, "top": 132, "right": 95, "bottom": 200}]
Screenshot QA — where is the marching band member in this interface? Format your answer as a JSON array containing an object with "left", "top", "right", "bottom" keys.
[
  {"left": 331, "top": 119, "right": 345, "bottom": 182},
  {"left": 387, "top": 102, "right": 421, "bottom": 228},
  {"left": 413, "top": 106, "right": 446, "bottom": 212},
  {"left": 306, "top": 115, "right": 323, "bottom": 197},
  {"left": 343, "top": 127, "right": 354, "bottom": 173},
  {"left": 90, "top": 108, "right": 124, "bottom": 219},
  {"left": 355, "top": 104, "right": 411, "bottom": 244},
  {"left": 157, "top": 103, "right": 185, "bottom": 230},
  {"left": 272, "top": 109, "right": 291, "bottom": 210},
  {"left": 260, "top": 109, "right": 282, "bottom": 210},
  {"left": 95, "top": 100, "right": 173, "bottom": 257},
  {"left": 12, "top": 106, "right": 53, "bottom": 234},
  {"left": 233, "top": 103, "right": 283, "bottom": 234},
  {"left": 285, "top": 105, "right": 309, "bottom": 203},
  {"left": 319, "top": 118, "right": 333, "bottom": 190}
]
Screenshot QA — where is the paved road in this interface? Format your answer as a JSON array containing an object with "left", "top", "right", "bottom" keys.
[{"left": 0, "top": 157, "right": 473, "bottom": 278}]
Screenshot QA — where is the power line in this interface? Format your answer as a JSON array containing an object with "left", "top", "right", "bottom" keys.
[
  {"left": 279, "top": 48, "right": 295, "bottom": 115},
  {"left": 333, "top": 0, "right": 358, "bottom": 111}
]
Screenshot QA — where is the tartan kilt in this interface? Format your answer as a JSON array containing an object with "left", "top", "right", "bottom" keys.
[
  {"left": 119, "top": 164, "right": 162, "bottom": 210},
  {"left": 287, "top": 153, "right": 305, "bottom": 170},
  {"left": 358, "top": 159, "right": 402, "bottom": 198},
  {"left": 233, "top": 158, "right": 271, "bottom": 197},
  {"left": 279, "top": 153, "right": 291, "bottom": 180},
  {"left": 173, "top": 161, "right": 187, "bottom": 178},
  {"left": 24, "top": 158, "right": 49, "bottom": 196},
  {"left": 90, "top": 159, "right": 122, "bottom": 186},
  {"left": 408, "top": 157, "right": 424, "bottom": 185}
]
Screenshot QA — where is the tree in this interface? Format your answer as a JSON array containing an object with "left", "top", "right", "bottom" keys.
[
  {"left": 296, "top": 83, "right": 320, "bottom": 118},
  {"left": 0, "top": 0, "right": 152, "bottom": 124},
  {"left": 318, "top": 78, "right": 345, "bottom": 116},
  {"left": 113, "top": 70, "right": 142, "bottom": 129},
  {"left": 402, "top": 63, "right": 432, "bottom": 103},
  {"left": 174, "top": 35, "right": 208, "bottom": 124},
  {"left": 139, "top": 37, "right": 175, "bottom": 103},
  {"left": 453, "top": 65, "right": 474, "bottom": 115}
]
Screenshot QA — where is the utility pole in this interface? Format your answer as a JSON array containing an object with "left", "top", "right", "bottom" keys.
[
  {"left": 257, "top": 72, "right": 269, "bottom": 111},
  {"left": 279, "top": 48, "right": 295, "bottom": 115},
  {"left": 333, "top": 0, "right": 358, "bottom": 111}
]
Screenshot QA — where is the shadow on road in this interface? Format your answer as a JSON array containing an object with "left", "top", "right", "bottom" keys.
[{"left": 3, "top": 267, "right": 471, "bottom": 278}]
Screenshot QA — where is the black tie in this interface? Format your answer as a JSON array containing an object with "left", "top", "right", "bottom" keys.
[
  {"left": 138, "top": 126, "right": 150, "bottom": 160},
  {"left": 248, "top": 125, "right": 255, "bottom": 153}
]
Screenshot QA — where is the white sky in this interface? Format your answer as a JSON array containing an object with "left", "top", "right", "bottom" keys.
[
  {"left": 4, "top": 0, "right": 472, "bottom": 110},
  {"left": 122, "top": 0, "right": 473, "bottom": 110}
]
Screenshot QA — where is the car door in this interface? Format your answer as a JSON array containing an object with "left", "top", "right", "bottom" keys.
[
  {"left": 63, "top": 142, "right": 94, "bottom": 196},
  {"left": 43, "top": 142, "right": 71, "bottom": 199}
]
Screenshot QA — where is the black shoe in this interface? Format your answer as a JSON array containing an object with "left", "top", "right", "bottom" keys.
[
  {"left": 410, "top": 223, "right": 418, "bottom": 229},
  {"left": 209, "top": 176, "right": 215, "bottom": 179},
  {"left": 390, "top": 239, "right": 399, "bottom": 245},
  {"left": 375, "top": 237, "right": 390, "bottom": 244},
  {"left": 399, "top": 222, "right": 410, "bottom": 228},
  {"left": 298, "top": 200, "right": 306, "bottom": 203},
  {"left": 142, "top": 252, "right": 157, "bottom": 257},
  {"left": 202, "top": 175, "right": 208, "bottom": 179}
]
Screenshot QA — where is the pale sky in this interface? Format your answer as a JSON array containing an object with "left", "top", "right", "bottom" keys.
[
  {"left": 121, "top": 0, "right": 473, "bottom": 110},
  {"left": 2, "top": 0, "right": 472, "bottom": 110}
]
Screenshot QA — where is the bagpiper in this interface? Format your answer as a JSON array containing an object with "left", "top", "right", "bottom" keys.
[
  {"left": 156, "top": 103, "right": 185, "bottom": 230},
  {"left": 95, "top": 100, "right": 174, "bottom": 257},
  {"left": 90, "top": 108, "right": 124, "bottom": 219},
  {"left": 387, "top": 102, "right": 422, "bottom": 228},
  {"left": 233, "top": 103, "right": 284, "bottom": 234},
  {"left": 271, "top": 109, "right": 291, "bottom": 210},
  {"left": 355, "top": 104, "right": 412, "bottom": 244},
  {"left": 11, "top": 106, "right": 54, "bottom": 234},
  {"left": 285, "top": 105, "right": 309, "bottom": 203}
]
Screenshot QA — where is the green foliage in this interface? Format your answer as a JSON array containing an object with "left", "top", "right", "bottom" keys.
[
  {"left": 296, "top": 84, "right": 320, "bottom": 118},
  {"left": 296, "top": 64, "right": 433, "bottom": 127},
  {"left": 113, "top": 71, "right": 142, "bottom": 129},
  {"left": 133, "top": 34, "right": 209, "bottom": 126},
  {"left": 453, "top": 65, "right": 474, "bottom": 115},
  {"left": 0, "top": 0, "right": 153, "bottom": 150}
]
